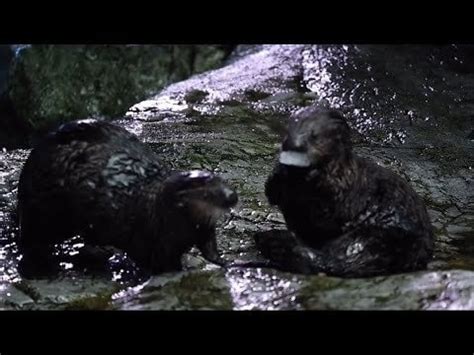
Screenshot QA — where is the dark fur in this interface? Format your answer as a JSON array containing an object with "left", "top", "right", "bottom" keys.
[
  {"left": 256, "top": 106, "right": 434, "bottom": 277},
  {"left": 17, "top": 119, "right": 237, "bottom": 277}
]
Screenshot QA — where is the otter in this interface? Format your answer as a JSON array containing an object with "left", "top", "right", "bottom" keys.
[
  {"left": 17, "top": 119, "right": 238, "bottom": 278},
  {"left": 255, "top": 106, "right": 434, "bottom": 277}
]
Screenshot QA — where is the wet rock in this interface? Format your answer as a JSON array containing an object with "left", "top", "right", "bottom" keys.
[
  {"left": 1, "top": 45, "right": 473, "bottom": 309},
  {"left": 126, "top": 45, "right": 307, "bottom": 122},
  {"left": 297, "top": 270, "right": 474, "bottom": 310},
  {"left": 115, "top": 270, "right": 233, "bottom": 310},
  {"left": 0, "top": 276, "right": 121, "bottom": 310},
  {"left": 225, "top": 45, "right": 266, "bottom": 64},
  {"left": 0, "top": 282, "right": 35, "bottom": 310},
  {"left": 114, "top": 268, "right": 474, "bottom": 310}
]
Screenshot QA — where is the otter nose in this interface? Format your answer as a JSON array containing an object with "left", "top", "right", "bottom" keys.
[
  {"left": 282, "top": 135, "right": 305, "bottom": 152},
  {"left": 223, "top": 187, "right": 238, "bottom": 206}
]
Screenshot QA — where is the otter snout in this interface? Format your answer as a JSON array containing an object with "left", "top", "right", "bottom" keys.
[
  {"left": 279, "top": 133, "right": 312, "bottom": 167},
  {"left": 282, "top": 134, "right": 307, "bottom": 152},
  {"left": 279, "top": 150, "right": 311, "bottom": 167},
  {"left": 165, "top": 170, "right": 238, "bottom": 212},
  {"left": 221, "top": 186, "right": 238, "bottom": 208}
]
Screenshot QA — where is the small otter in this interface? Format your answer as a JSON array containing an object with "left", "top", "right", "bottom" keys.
[
  {"left": 17, "top": 119, "right": 238, "bottom": 277},
  {"left": 255, "top": 106, "right": 434, "bottom": 277}
]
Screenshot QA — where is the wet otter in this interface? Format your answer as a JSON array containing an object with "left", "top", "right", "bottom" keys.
[
  {"left": 255, "top": 106, "right": 434, "bottom": 277},
  {"left": 17, "top": 119, "right": 238, "bottom": 277}
]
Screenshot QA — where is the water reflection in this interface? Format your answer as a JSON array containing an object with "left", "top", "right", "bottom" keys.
[{"left": 225, "top": 267, "right": 302, "bottom": 310}]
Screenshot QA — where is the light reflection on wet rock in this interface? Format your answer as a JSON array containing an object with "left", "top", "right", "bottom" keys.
[{"left": 225, "top": 267, "right": 303, "bottom": 310}]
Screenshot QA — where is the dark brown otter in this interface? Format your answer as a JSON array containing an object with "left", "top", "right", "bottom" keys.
[
  {"left": 17, "top": 119, "right": 238, "bottom": 278},
  {"left": 255, "top": 106, "right": 434, "bottom": 277}
]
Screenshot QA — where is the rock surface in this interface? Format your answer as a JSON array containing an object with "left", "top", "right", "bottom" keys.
[
  {"left": 5, "top": 45, "right": 231, "bottom": 132},
  {"left": 0, "top": 44, "right": 473, "bottom": 310}
]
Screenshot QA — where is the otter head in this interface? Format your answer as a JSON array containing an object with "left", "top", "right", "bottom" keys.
[
  {"left": 279, "top": 106, "right": 352, "bottom": 168},
  {"left": 163, "top": 170, "right": 238, "bottom": 222},
  {"left": 161, "top": 170, "right": 238, "bottom": 264}
]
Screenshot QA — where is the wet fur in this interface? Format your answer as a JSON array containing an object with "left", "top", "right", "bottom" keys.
[
  {"left": 256, "top": 106, "right": 435, "bottom": 277},
  {"left": 17, "top": 119, "right": 235, "bottom": 277}
]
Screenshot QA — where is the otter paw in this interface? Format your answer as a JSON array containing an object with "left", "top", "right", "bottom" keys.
[{"left": 254, "top": 230, "right": 298, "bottom": 262}]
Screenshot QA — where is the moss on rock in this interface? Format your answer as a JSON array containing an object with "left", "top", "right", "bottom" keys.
[{"left": 7, "top": 45, "right": 229, "bottom": 131}]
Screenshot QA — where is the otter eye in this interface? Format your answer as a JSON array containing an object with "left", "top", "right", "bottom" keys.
[
  {"left": 188, "top": 179, "right": 208, "bottom": 188},
  {"left": 310, "top": 132, "right": 319, "bottom": 140}
]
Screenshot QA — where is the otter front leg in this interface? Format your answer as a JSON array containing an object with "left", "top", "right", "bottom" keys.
[
  {"left": 199, "top": 232, "right": 274, "bottom": 269},
  {"left": 17, "top": 245, "right": 61, "bottom": 278},
  {"left": 70, "top": 245, "right": 122, "bottom": 272},
  {"left": 196, "top": 231, "right": 226, "bottom": 267},
  {"left": 254, "top": 230, "right": 327, "bottom": 274}
]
